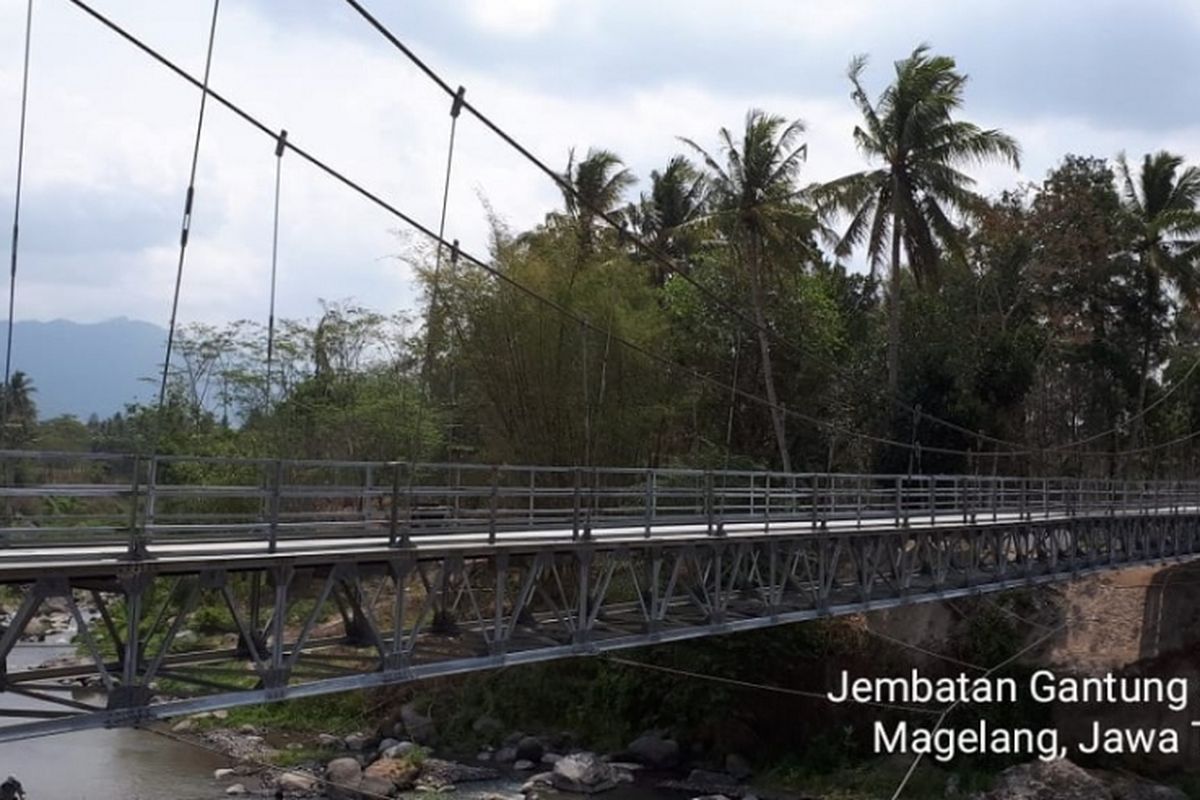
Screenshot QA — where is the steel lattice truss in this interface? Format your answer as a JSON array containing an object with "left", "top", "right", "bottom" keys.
[{"left": 1, "top": 450, "right": 1198, "bottom": 740}]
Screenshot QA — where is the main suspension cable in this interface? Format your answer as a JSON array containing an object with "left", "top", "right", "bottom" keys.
[{"left": 2, "top": 0, "right": 35, "bottom": 441}]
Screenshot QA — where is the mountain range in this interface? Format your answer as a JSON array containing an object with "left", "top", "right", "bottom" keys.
[{"left": 0, "top": 318, "right": 167, "bottom": 420}]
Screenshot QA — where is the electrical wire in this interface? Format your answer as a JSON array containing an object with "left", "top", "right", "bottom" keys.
[{"left": 1, "top": 0, "right": 34, "bottom": 440}]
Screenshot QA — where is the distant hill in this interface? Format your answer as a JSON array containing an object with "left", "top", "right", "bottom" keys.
[{"left": 0, "top": 318, "right": 166, "bottom": 420}]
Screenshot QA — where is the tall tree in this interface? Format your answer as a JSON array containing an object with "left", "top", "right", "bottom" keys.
[
  {"left": 561, "top": 148, "right": 636, "bottom": 255},
  {"left": 683, "top": 109, "right": 819, "bottom": 471},
  {"left": 1117, "top": 151, "right": 1200, "bottom": 438},
  {"left": 628, "top": 155, "right": 708, "bottom": 282},
  {"left": 824, "top": 45, "right": 1020, "bottom": 392}
]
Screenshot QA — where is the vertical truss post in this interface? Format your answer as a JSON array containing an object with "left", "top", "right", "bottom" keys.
[
  {"left": 574, "top": 549, "right": 592, "bottom": 644},
  {"left": 492, "top": 552, "right": 508, "bottom": 655}
]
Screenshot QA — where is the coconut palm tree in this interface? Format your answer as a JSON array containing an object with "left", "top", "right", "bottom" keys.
[
  {"left": 682, "top": 109, "right": 820, "bottom": 471},
  {"left": 1117, "top": 150, "right": 1200, "bottom": 434},
  {"left": 628, "top": 155, "right": 707, "bottom": 281},
  {"left": 823, "top": 45, "right": 1020, "bottom": 392},
  {"left": 560, "top": 148, "right": 636, "bottom": 254}
]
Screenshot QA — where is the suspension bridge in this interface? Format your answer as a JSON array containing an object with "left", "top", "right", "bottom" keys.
[
  {"left": 3, "top": 0, "right": 1200, "bottom": 743},
  {"left": 1, "top": 450, "right": 1199, "bottom": 741}
]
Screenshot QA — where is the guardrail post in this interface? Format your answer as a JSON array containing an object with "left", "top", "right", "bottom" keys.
[
  {"left": 388, "top": 462, "right": 402, "bottom": 546},
  {"left": 589, "top": 467, "right": 599, "bottom": 537},
  {"left": 929, "top": 476, "right": 937, "bottom": 527},
  {"left": 895, "top": 475, "right": 904, "bottom": 528},
  {"left": 764, "top": 474, "right": 772, "bottom": 534},
  {"left": 810, "top": 475, "right": 820, "bottom": 530},
  {"left": 488, "top": 465, "right": 499, "bottom": 545},
  {"left": 1020, "top": 478, "right": 1028, "bottom": 522},
  {"left": 268, "top": 459, "right": 282, "bottom": 553},
  {"left": 643, "top": 469, "right": 653, "bottom": 538},
  {"left": 704, "top": 470, "right": 715, "bottom": 536},
  {"left": 528, "top": 469, "right": 536, "bottom": 526},
  {"left": 125, "top": 454, "right": 143, "bottom": 559},
  {"left": 572, "top": 467, "right": 582, "bottom": 540}
]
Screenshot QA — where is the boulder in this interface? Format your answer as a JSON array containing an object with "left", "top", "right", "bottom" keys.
[
  {"left": 214, "top": 768, "right": 235, "bottom": 780},
  {"left": 977, "top": 760, "right": 1111, "bottom": 800},
  {"left": 516, "top": 736, "right": 545, "bottom": 762},
  {"left": 551, "top": 752, "right": 619, "bottom": 794},
  {"left": 495, "top": 746, "right": 519, "bottom": 763},
  {"left": 317, "top": 733, "right": 342, "bottom": 748},
  {"left": 381, "top": 741, "right": 418, "bottom": 760},
  {"left": 359, "top": 774, "right": 396, "bottom": 798},
  {"left": 225, "top": 784, "right": 246, "bottom": 795},
  {"left": 364, "top": 756, "right": 420, "bottom": 790},
  {"left": 324, "top": 757, "right": 364, "bottom": 800},
  {"left": 514, "top": 760, "right": 536, "bottom": 771},
  {"left": 171, "top": 718, "right": 195, "bottom": 733},
  {"left": 377, "top": 737, "right": 401, "bottom": 753},
  {"left": 626, "top": 733, "right": 680, "bottom": 768},
  {"left": 477, "top": 751, "right": 493, "bottom": 762},
  {"left": 343, "top": 732, "right": 368, "bottom": 752},
  {"left": 276, "top": 770, "right": 319, "bottom": 794},
  {"left": 400, "top": 702, "right": 436, "bottom": 744},
  {"left": 541, "top": 753, "right": 562, "bottom": 765},
  {"left": 522, "top": 772, "right": 555, "bottom": 792}
]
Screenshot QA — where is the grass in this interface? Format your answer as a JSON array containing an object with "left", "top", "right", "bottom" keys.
[{"left": 213, "top": 691, "right": 370, "bottom": 735}]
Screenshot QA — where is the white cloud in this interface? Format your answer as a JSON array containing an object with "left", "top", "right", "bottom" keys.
[{"left": 464, "top": 0, "right": 566, "bottom": 36}]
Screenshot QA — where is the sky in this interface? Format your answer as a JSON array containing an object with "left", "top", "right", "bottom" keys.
[{"left": 2, "top": 0, "right": 1200, "bottom": 330}]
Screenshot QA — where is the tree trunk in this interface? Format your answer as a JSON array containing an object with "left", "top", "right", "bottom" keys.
[
  {"left": 1133, "top": 265, "right": 1160, "bottom": 454},
  {"left": 749, "top": 238, "right": 792, "bottom": 473},
  {"left": 887, "top": 222, "right": 902, "bottom": 394}
]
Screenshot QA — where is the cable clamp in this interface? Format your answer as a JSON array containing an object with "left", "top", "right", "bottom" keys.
[
  {"left": 450, "top": 239, "right": 461, "bottom": 265},
  {"left": 275, "top": 129, "right": 288, "bottom": 158},
  {"left": 450, "top": 86, "right": 466, "bottom": 119}
]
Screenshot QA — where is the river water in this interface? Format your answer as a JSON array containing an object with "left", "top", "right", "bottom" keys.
[
  {"left": 2, "top": 639, "right": 228, "bottom": 800},
  {"left": 1, "top": 640, "right": 681, "bottom": 800}
]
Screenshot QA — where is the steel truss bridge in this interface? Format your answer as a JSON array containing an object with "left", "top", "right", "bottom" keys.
[{"left": 0, "top": 450, "right": 1197, "bottom": 740}]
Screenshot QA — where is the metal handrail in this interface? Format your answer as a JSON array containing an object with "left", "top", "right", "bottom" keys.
[{"left": 2, "top": 450, "right": 1199, "bottom": 555}]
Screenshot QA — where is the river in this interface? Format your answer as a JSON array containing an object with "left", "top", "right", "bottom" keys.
[
  {"left": 2, "top": 637, "right": 684, "bottom": 800},
  {"left": 2, "top": 638, "right": 228, "bottom": 800}
]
